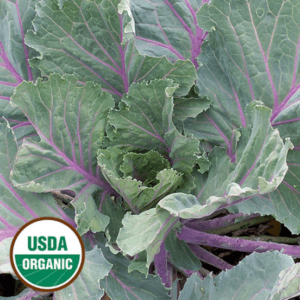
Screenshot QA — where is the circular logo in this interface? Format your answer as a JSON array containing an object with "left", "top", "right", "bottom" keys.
[{"left": 10, "top": 217, "right": 85, "bottom": 292}]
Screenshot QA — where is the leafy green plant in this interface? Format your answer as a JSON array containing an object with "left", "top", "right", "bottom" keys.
[{"left": 1, "top": 0, "right": 300, "bottom": 299}]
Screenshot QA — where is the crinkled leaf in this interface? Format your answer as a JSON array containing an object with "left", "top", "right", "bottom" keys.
[
  {"left": 98, "top": 148, "right": 182, "bottom": 212},
  {"left": 25, "top": 0, "right": 196, "bottom": 99},
  {"left": 159, "top": 103, "right": 292, "bottom": 220},
  {"left": 53, "top": 246, "right": 112, "bottom": 300},
  {"left": 131, "top": 0, "right": 209, "bottom": 67},
  {"left": 179, "top": 251, "right": 294, "bottom": 300},
  {"left": 173, "top": 96, "right": 211, "bottom": 124},
  {"left": 106, "top": 79, "right": 206, "bottom": 176},
  {"left": 186, "top": 0, "right": 300, "bottom": 233},
  {"left": 230, "top": 150, "right": 300, "bottom": 234},
  {"left": 10, "top": 74, "right": 115, "bottom": 234}
]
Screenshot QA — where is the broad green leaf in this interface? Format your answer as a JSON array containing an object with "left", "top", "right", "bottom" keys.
[
  {"left": 159, "top": 102, "right": 292, "bottom": 220},
  {"left": 0, "top": 122, "right": 76, "bottom": 277},
  {"left": 25, "top": 0, "right": 196, "bottom": 99},
  {"left": 83, "top": 232, "right": 171, "bottom": 300},
  {"left": 189, "top": 0, "right": 300, "bottom": 147},
  {"left": 98, "top": 148, "right": 182, "bottom": 213},
  {"left": 117, "top": 209, "right": 179, "bottom": 268},
  {"left": 179, "top": 251, "right": 294, "bottom": 300},
  {"left": 186, "top": 0, "right": 300, "bottom": 233},
  {"left": 131, "top": 0, "right": 209, "bottom": 67},
  {"left": 0, "top": 0, "right": 38, "bottom": 94},
  {"left": 0, "top": 0, "right": 39, "bottom": 141},
  {"left": 106, "top": 79, "right": 206, "bottom": 176},
  {"left": 230, "top": 150, "right": 300, "bottom": 234},
  {"left": 10, "top": 74, "right": 114, "bottom": 235},
  {"left": 53, "top": 246, "right": 112, "bottom": 300}
]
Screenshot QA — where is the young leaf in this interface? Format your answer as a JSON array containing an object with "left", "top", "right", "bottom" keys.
[
  {"left": 98, "top": 148, "right": 182, "bottom": 213},
  {"left": 25, "top": 0, "right": 196, "bottom": 98},
  {"left": 131, "top": 0, "right": 209, "bottom": 67},
  {"left": 10, "top": 74, "right": 115, "bottom": 234},
  {"left": 106, "top": 79, "right": 205, "bottom": 176}
]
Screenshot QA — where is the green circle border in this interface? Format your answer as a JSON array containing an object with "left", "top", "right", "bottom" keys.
[{"left": 10, "top": 217, "right": 85, "bottom": 292}]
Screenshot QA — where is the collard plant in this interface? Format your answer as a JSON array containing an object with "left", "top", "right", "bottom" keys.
[{"left": 1, "top": 0, "right": 300, "bottom": 299}]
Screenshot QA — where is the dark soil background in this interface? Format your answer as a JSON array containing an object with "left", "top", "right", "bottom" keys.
[{"left": 1, "top": 215, "right": 300, "bottom": 299}]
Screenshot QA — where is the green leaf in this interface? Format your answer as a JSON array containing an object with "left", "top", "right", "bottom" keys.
[
  {"left": 270, "top": 263, "right": 300, "bottom": 300},
  {"left": 116, "top": 209, "right": 179, "bottom": 268},
  {"left": 179, "top": 251, "right": 294, "bottom": 300},
  {"left": 25, "top": 0, "right": 196, "bottom": 99},
  {"left": 98, "top": 193, "right": 126, "bottom": 244},
  {"left": 186, "top": 0, "right": 300, "bottom": 233},
  {"left": 173, "top": 95, "right": 211, "bottom": 124},
  {"left": 98, "top": 148, "right": 182, "bottom": 212},
  {"left": 0, "top": 122, "right": 77, "bottom": 276},
  {"left": 128, "top": 251, "right": 148, "bottom": 276},
  {"left": 83, "top": 232, "right": 171, "bottom": 300},
  {"left": 0, "top": 0, "right": 39, "bottom": 142},
  {"left": 0, "top": 0, "right": 38, "bottom": 93},
  {"left": 10, "top": 73, "right": 115, "bottom": 235},
  {"left": 164, "top": 231, "right": 202, "bottom": 271},
  {"left": 131, "top": 0, "right": 209, "bottom": 67},
  {"left": 54, "top": 246, "right": 112, "bottom": 300},
  {"left": 189, "top": 0, "right": 300, "bottom": 147},
  {"left": 106, "top": 79, "right": 206, "bottom": 176},
  {"left": 159, "top": 103, "right": 292, "bottom": 221}
]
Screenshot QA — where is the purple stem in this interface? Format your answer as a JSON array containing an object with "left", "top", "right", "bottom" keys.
[
  {"left": 184, "top": 0, "right": 209, "bottom": 68},
  {"left": 188, "top": 243, "right": 233, "bottom": 271},
  {"left": 178, "top": 227, "right": 300, "bottom": 258},
  {"left": 12, "top": 121, "right": 31, "bottom": 130},
  {"left": 154, "top": 241, "right": 173, "bottom": 288},
  {"left": 183, "top": 213, "right": 245, "bottom": 232}
]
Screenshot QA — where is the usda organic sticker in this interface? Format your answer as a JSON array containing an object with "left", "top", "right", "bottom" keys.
[{"left": 10, "top": 217, "right": 85, "bottom": 292}]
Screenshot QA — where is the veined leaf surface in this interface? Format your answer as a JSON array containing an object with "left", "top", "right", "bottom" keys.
[
  {"left": 10, "top": 74, "right": 114, "bottom": 234},
  {"left": 25, "top": 0, "right": 196, "bottom": 99}
]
